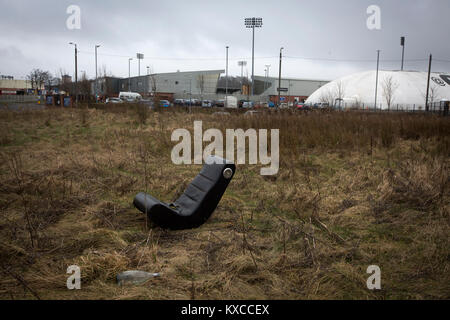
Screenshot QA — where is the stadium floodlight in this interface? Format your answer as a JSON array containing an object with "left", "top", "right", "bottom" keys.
[
  {"left": 244, "top": 17, "right": 263, "bottom": 28},
  {"left": 238, "top": 61, "right": 247, "bottom": 94},
  {"left": 238, "top": 60, "right": 247, "bottom": 78},
  {"left": 244, "top": 17, "right": 263, "bottom": 96},
  {"left": 136, "top": 53, "right": 144, "bottom": 77}
]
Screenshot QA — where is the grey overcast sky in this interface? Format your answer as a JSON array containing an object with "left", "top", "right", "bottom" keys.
[{"left": 0, "top": 0, "right": 449, "bottom": 81}]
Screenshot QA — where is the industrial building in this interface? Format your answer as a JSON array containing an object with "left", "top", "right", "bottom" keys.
[
  {"left": 306, "top": 70, "right": 450, "bottom": 110},
  {"left": 253, "top": 75, "right": 329, "bottom": 103},
  {"left": 95, "top": 70, "right": 224, "bottom": 101},
  {"left": 94, "top": 69, "right": 329, "bottom": 103},
  {"left": 0, "top": 76, "right": 42, "bottom": 95}
]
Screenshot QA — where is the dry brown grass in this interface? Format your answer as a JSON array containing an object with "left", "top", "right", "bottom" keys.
[{"left": 0, "top": 105, "right": 449, "bottom": 300}]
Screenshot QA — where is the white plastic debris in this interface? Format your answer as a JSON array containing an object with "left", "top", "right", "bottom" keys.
[{"left": 116, "top": 270, "right": 160, "bottom": 286}]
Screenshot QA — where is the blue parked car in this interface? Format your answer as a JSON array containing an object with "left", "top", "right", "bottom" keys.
[
  {"left": 160, "top": 100, "right": 170, "bottom": 107},
  {"left": 268, "top": 101, "right": 275, "bottom": 108}
]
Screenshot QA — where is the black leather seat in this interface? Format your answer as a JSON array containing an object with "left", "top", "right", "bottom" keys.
[{"left": 133, "top": 156, "right": 235, "bottom": 230}]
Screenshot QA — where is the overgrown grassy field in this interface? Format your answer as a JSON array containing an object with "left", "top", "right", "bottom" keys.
[{"left": 0, "top": 105, "right": 449, "bottom": 299}]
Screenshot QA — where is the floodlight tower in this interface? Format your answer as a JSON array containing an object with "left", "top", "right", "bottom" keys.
[
  {"left": 244, "top": 17, "right": 263, "bottom": 96},
  {"left": 400, "top": 36, "right": 405, "bottom": 71},
  {"left": 128, "top": 58, "right": 133, "bottom": 91},
  {"left": 238, "top": 61, "right": 247, "bottom": 93}
]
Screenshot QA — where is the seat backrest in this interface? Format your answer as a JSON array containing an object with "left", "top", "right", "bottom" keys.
[{"left": 174, "top": 156, "right": 235, "bottom": 225}]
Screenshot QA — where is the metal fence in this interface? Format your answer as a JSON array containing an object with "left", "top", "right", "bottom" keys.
[
  {"left": 336, "top": 101, "right": 448, "bottom": 114},
  {"left": 0, "top": 95, "right": 40, "bottom": 103}
]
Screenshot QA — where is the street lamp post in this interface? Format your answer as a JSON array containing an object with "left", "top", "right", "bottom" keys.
[
  {"left": 374, "top": 50, "right": 380, "bottom": 110},
  {"left": 245, "top": 17, "right": 263, "bottom": 97},
  {"left": 264, "top": 64, "right": 270, "bottom": 94},
  {"left": 69, "top": 42, "right": 78, "bottom": 106},
  {"left": 147, "top": 66, "right": 150, "bottom": 97},
  {"left": 264, "top": 68, "right": 267, "bottom": 93},
  {"left": 128, "top": 58, "right": 133, "bottom": 92},
  {"left": 225, "top": 46, "right": 229, "bottom": 108},
  {"left": 277, "top": 47, "right": 284, "bottom": 108},
  {"left": 95, "top": 44, "right": 100, "bottom": 101},
  {"left": 425, "top": 54, "right": 432, "bottom": 112}
]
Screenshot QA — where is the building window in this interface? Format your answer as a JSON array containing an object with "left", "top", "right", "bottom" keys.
[{"left": 175, "top": 81, "right": 179, "bottom": 85}]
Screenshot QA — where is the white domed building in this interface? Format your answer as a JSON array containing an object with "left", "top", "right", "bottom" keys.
[{"left": 305, "top": 70, "right": 450, "bottom": 111}]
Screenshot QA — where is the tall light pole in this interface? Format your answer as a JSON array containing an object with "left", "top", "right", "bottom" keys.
[
  {"left": 69, "top": 42, "right": 78, "bottom": 106},
  {"left": 425, "top": 54, "right": 432, "bottom": 112},
  {"left": 95, "top": 44, "right": 100, "bottom": 101},
  {"left": 225, "top": 46, "right": 229, "bottom": 108},
  {"left": 400, "top": 36, "right": 405, "bottom": 71},
  {"left": 245, "top": 17, "right": 263, "bottom": 97},
  {"left": 128, "top": 58, "right": 133, "bottom": 92},
  {"left": 146, "top": 66, "right": 150, "bottom": 97},
  {"left": 264, "top": 64, "right": 271, "bottom": 94},
  {"left": 374, "top": 50, "right": 380, "bottom": 110},
  {"left": 277, "top": 47, "right": 284, "bottom": 108},
  {"left": 136, "top": 53, "right": 144, "bottom": 77},
  {"left": 264, "top": 68, "right": 267, "bottom": 93},
  {"left": 238, "top": 61, "right": 247, "bottom": 94}
]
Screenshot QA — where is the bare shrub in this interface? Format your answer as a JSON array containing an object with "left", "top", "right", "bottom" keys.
[{"left": 135, "top": 103, "right": 149, "bottom": 125}]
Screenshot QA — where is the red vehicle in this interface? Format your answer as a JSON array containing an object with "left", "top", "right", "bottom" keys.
[{"left": 295, "top": 101, "right": 305, "bottom": 109}]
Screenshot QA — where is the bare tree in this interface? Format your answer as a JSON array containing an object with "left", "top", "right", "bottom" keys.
[
  {"left": 423, "top": 83, "right": 441, "bottom": 109},
  {"left": 27, "top": 69, "right": 50, "bottom": 90},
  {"left": 79, "top": 72, "right": 91, "bottom": 97},
  {"left": 334, "top": 80, "right": 346, "bottom": 100},
  {"left": 150, "top": 74, "right": 157, "bottom": 95},
  {"left": 382, "top": 75, "right": 399, "bottom": 110},
  {"left": 332, "top": 80, "right": 346, "bottom": 108},
  {"left": 59, "top": 69, "right": 72, "bottom": 94},
  {"left": 319, "top": 87, "right": 336, "bottom": 106},
  {"left": 146, "top": 66, "right": 159, "bottom": 106}
]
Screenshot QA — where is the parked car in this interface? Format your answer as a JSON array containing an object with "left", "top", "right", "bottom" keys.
[
  {"left": 214, "top": 99, "right": 225, "bottom": 107},
  {"left": 191, "top": 99, "right": 201, "bottom": 106},
  {"left": 268, "top": 101, "right": 275, "bottom": 108},
  {"left": 202, "top": 100, "right": 212, "bottom": 107},
  {"left": 139, "top": 99, "right": 155, "bottom": 109},
  {"left": 174, "top": 99, "right": 185, "bottom": 106},
  {"left": 159, "top": 100, "right": 170, "bottom": 107},
  {"left": 295, "top": 102, "right": 306, "bottom": 109},
  {"left": 119, "top": 91, "right": 142, "bottom": 102},
  {"left": 105, "top": 97, "right": 123, "bottom": 104},
  {"left": 242, "top": 101, "right": 254, "bottom": 109}
]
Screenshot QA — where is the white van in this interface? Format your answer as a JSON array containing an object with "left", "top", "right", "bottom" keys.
[
  {"left": 119, "top": 92, "right": 142, "bottom": 102},
  {"left": 224, "top": 96, "right": 237, "bottom": 108}
]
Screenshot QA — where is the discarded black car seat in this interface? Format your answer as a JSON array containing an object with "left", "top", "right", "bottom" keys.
[{"left": 133, "top": 156, "right": 235, "bottom": 230}]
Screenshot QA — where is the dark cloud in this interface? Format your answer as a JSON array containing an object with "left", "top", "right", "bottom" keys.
[{"left": 0, "top": 0, "right": 449, "bottom": 80}]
